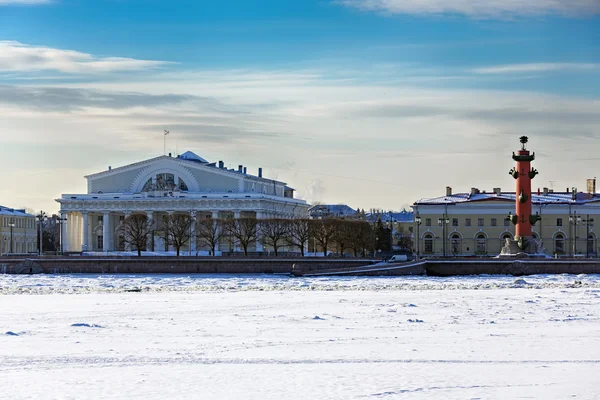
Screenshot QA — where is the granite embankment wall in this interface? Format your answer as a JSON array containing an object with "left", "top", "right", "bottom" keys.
[
  {"left": 292, "top": 258, "right": 600, "bottom": 276},
  {"left": 424, "top": 259, "right": 600, "bottom": 276},
  {"left": 0, "top": 257, "right": 377, "bottom": 275}
]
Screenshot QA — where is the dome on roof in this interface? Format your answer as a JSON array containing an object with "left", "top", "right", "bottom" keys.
[{"left": 179, "top": 151, "right": 208, "bottom": 163}]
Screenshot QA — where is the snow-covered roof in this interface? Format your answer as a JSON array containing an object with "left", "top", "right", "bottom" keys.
[
  {"left": 0, "top": 206, "right": 33, "bottom": 217},
  {"left": 367, "top": 210, "right": 414, "bottom": 223},
  {"left": 415, "top": 191, "right": 600, "bottom": 205},
  {"left": 178, "top": 151, "right": 208, "bottom": 163},
  {"left": 309, "top": 204, "right": 357, "bottom": 217}
]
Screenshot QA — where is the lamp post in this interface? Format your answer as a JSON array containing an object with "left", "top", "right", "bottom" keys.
[
  {"left": 37, "top": 211, "right": 47, "bottom": 256},
  {"left": 414, "top": 215, "right": 422, "bottom": 259},
  {"left": 569, "top": 212, "right": 581, "bottom": 256},
  {"left": 56, "top": 215, "right": 67, "bottom": 255},
  {"left": 582, "top": 215, "right": 594, "bottom": 258},
  {"left": 8, "top": 220, "right": 15, "bottom": 254},
  {"left": 437, "top": 215, "right": 450, "bottom": 257}
]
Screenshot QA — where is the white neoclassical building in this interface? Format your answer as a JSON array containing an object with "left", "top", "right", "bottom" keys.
[{"left": 56, "top": 151, "right": 310, "bottom": 253}]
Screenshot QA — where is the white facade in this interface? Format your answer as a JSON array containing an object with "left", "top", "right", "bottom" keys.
[{"left": 57, "top": 152, "right": 310, "bottom": 253}]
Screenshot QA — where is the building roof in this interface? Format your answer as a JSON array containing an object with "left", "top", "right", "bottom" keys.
[
  {"left": 0, "top": 206, "right": 34, "bottom": 217},
  {"left": 308, "top": 204, "right": 357, "bottom": 217},
  {"left": 367, "top": 210, "right": 414, "bottom": 223},
  {"left": 177, "top": 151, "right": 208, "bottom": 163},
  {"left": 415, "top": 191, "right": 600, "bottom": 205}
]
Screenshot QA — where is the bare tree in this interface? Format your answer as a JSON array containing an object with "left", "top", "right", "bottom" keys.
[
  {"left": 160, "top": 214, "right": 193, "bottom": 256},
  {"left": 259, "top": 219, "right": 290, "bottom": 256},
  {"left": 310, "top": 218, "right": 337, "bottom": 257},
  {"left": 332, "top": 219, "right": 354, "bottom": 257},
  {"left": 196, "top": 218, "right": 223, "bottom": 256},
  {"left": 287, "top": 218, "right": 311, "bottom": 256},
  {"left": 223, "top": 218, "right": 257, "bottom": 256},
  {"left": 347, "top": 220, "right": 373, "bottom": 257},
  {"left": 122, "top": 214, "right": 154, "bottom": 256}
]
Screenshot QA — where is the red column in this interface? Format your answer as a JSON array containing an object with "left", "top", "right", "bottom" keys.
[{"left": 515, "top": 151, "right": 532, "bottom": 239}]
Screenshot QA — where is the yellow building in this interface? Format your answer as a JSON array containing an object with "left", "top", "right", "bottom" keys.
[
  {"left": 413, "top": 186, "right": 599, "bottom": 258},
  {"left": 0, "top": 206, "right": 37, "bottom": 255}
]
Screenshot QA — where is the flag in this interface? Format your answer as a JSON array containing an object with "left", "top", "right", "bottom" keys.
[{"left": 164, "top": 130, "right": 169, "bottom": 136}]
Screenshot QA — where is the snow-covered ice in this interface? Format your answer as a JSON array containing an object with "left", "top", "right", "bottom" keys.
[{"left": 1, "top": 274, "right": 599, "bottom": 399}]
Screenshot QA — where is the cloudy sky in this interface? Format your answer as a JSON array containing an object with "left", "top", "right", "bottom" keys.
[{"left": 1, "top": 0, "right": 599, "bottom": 213}]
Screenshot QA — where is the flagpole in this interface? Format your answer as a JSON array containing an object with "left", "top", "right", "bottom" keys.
[{"left": 164, "top": 130, "right": 169, "bottom": 155}]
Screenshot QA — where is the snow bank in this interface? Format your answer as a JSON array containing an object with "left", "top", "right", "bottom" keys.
[{"left": 0, "top": 273, "right": 599, "bottom": 295}]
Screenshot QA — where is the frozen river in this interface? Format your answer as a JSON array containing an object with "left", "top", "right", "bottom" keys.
[{"left": 1, "top": 274, "right": 599, "bottom": 399}]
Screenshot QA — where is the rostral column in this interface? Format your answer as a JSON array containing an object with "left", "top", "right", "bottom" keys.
[{"left": 508, "top": 136, "right": 540, "bottom": 252}]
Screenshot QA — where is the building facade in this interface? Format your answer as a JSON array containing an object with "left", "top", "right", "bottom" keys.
[
  {"left": 56, "top": 151, "right": 310, "bottom": 253},
  {"left": 0, "top": 206, "right": 37, "bottom": 254},
  {"left": 413, "top": 186, "right": 600, "bottom": 258}
]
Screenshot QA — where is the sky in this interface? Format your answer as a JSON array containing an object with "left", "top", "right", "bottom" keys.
[{"left": 1, "top": 0, "right": 599, "bottom": 214}]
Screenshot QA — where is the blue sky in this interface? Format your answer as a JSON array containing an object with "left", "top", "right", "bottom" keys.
[{"left": 1, "top": 0, "right": 600, "bottom": 212}]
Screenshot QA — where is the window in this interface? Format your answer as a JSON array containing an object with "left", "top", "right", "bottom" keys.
[
  {"left": 478, "top": 218, "right": 484, "bottom": 227},
  {"left": 465, "top": 218, "right": 471, "bottom": 227},
  {"left": 476, "top": 234, "right": 486, "bottom": 253},
  {"left": 178, "top": 178, "right": 189, "bottom": 191},
  {"left": 425, "top": 218, "right": 431, "bottom": 227},
  {"left": 424, "top": 234, "right": 434, "bottom": 253},
  {"left": 97, "top": 235, "right": 103, "bottom": 250},
  {"left": 491, "top": 218, "right": 497, "bottom": 227},
  {"left": 555, "top": 234, "right": 565, "bottom": 254},
  {"left": 504, "top": 218, "right": 510, "bottom": 227},
  {"left": 451, "top": 234, "right": 461, "bottom": 254},
  {"left": 557, "top": 218, "right": 563, "bottom": 227},
  {"left": 588, "top": 234, "right": 595, "bottom": 255},
  {"left": 452, "top": 218, "right": 458, "bottom": 227},
  {"left": 98, "top": 216, "right": 103, "bottom": 223}
]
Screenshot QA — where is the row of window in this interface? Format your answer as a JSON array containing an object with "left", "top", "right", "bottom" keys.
[
  {"left": 422, "top": 217, "right": 574, "bottom": 227},
  {"left": 1, "top": 217, "right": 35, "bottom": 229},
  {"left": 423, "top": 218, "right": 508, "bottom": 227},
  {"left": 421, "top": 232, "right": 595, "bottom": 254}
]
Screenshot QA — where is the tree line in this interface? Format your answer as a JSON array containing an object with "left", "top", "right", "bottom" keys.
[{"left": 121, "top": 214, "right": 396, "bottom": 257}]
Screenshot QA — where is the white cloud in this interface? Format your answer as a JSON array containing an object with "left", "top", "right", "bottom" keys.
[
  {"left": 0, "top": 0, "right": 50, "bottom": 4},
  {"left": 473, "top": 63, "right": 600, "bottom": 74},
  {"left": 338, "top": 0, "right": 600, "bottom": 18},
  {"left": 1, "top": 66, "right": 599, "bottom": 212},
  {"left": 0, "top": 41, "right": 173, "bottom": 74}
]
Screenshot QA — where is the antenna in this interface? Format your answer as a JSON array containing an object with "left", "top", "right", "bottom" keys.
[{"left": 163, "top": 130, "right": 169, "bottom": 155}]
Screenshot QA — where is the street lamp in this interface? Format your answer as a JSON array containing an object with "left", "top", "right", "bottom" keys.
[
  {"left": 8, "top": 220, "right": 15, "bottom": 254},
  {"left": 414, "top": 215, "right": 422, "bottom": 259},
  {"left": 437, "top": 215, "right": 450, "bottom": 257},
  {"left": 569, "top": 212, "right": 582, "bottom": 256},
  {"left": 56, "top": 215, "right": 67, "bottom": 255},
  {"left": 582, "top": 215, "right": 594, "bottom": 258},
  {"left": 37, "top": 211, "right": 47, "bottom": 256}
]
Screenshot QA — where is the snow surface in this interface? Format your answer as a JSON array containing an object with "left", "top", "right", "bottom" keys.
[{"left": 1, "top": 274, "right": 599, "bottom": 399}]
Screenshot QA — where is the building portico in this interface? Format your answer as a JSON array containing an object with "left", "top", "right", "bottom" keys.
[{"left": 57, "top": 151, "right": 309, "bottom": 253}]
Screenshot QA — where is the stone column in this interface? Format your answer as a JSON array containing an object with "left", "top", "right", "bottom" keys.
[
  {"left": 61, "top": 212, "right": 69, "bottom": 253},
  {"left": 233, "top": 211, "right": 241, "bottom": 252},
  {"left": 167, "top": 211, "right": 174, "bottom": 253},
  {"left": 123, "top": 211, "right": 132, "bottom": 251},
  {"left": 82, "top": 212, "right": 89, "bottom": 253},
  {"left": 103, "top": 212, "right": 111, "bottom": 252},
  {"left": 255, "top": 211, "right": 264, "bottom": 252},
  {"left": 212, "top": 211, "right": 220, "bottom": 254},
  {"left": 190, "top": 211, "right": 197, "bottom": 255},
  {"left": 146, "top": 211, "right": 154, "bottom": 252}
]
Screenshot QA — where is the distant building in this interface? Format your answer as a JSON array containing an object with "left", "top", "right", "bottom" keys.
[
  {"left": 308, "top": 204, "right": 358, "bottom": 219},
  {"left": 56, "top": 151, "right": 309, "bottom": 253},
  {"left": 0, "top": 206, "right": 37, "bottom": 254},
  {"left": 413, "top": 185, "right": 600, "bottom": 257}
]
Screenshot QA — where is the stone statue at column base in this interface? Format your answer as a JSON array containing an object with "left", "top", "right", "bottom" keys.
[{"left": 499, "top": 237, "right": 550, "bottom": 258}]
